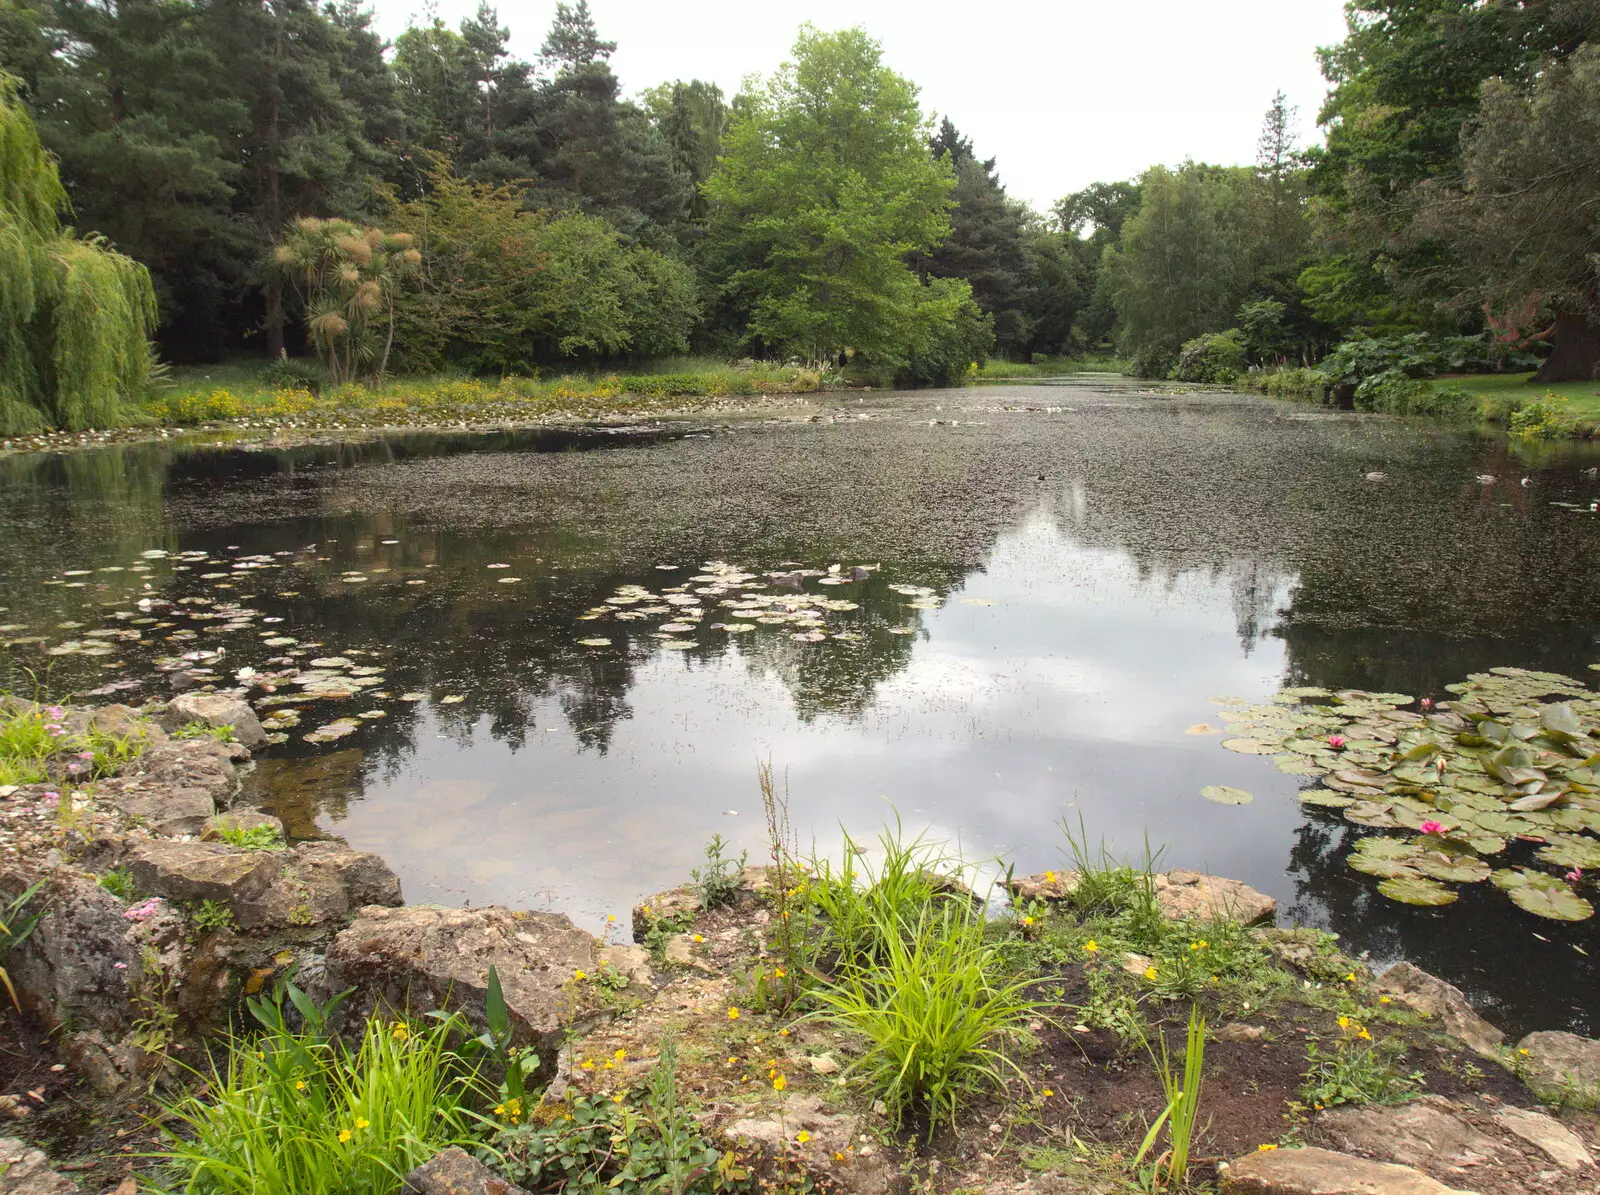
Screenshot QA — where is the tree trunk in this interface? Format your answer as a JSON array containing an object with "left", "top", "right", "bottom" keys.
[{"left": 1534, "top": 309, "right": 1600, "bottom": 383}]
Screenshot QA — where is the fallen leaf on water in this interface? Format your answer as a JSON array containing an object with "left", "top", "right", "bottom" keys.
[
  {"left": 1185, "top": 724, "right": 1218, "bottom": 735},
  {"left": 439, "top": 695, "right": 464, "bottom": 704}
]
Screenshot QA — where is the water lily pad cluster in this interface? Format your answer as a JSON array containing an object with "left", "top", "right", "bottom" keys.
[
  {"left": 574, "top": 560, "right": 904, "bottom": 649},
  {"left": 1211, "top": 667, "right": 1600, "bottom": 919}
]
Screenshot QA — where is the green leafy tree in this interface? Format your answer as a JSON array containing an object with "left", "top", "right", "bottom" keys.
[
  {"left": 1413, "top": 44, "right": 1600, "bottom": 381},
  {"left": 1055, "top": 179, "right": 1141, "bottom": 347},
  {"left": 1, "top": 73, "right": 156, "bottom": 432},
  {"left": 638, "top": 78, "right": 727, "bottom": 222},
  {"left": 703, "top": 25, "right": 964, "bottom": 366}
]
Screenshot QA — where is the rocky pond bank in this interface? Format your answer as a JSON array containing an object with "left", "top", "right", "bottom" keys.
[{"left": 0, "top": 696, "right": 1596, "bottom": 1194}]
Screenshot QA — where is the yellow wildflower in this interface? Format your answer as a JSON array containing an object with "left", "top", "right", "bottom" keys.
[
  {"left": 1379, "top": 996, "right": 1392, "bottom": 1004},
  {"left": 1258, "top": 1143, "right": 1277, "bottom": 1152},
  {"left": 727, "top": 1056, "right": 739, "bottom": 1065},
  {"left": 338, "top": 1129, "right": 352, "bottom": 1144},
  {"left": 692, "top": 934, "right": 704, "bottom": 943},
  {"left": 613, "top": 1048, "right": 626, "bottom": 1060},
  {"left": 1084, "top": 939, "right": 1099, "bottom": 954},
  {"left": 581, "top": 1060, "right": 595, "bottom": 1071},
  {"left": 392, "top": 1024, "right": 409, "bottom": 1041},
  {"left": 574, "top": 969, "right": 588, "bottom": 981},
  {"left": 354, "top": 1118, "right": 369, "bottom": 1131},
  {"left": 1144, "top": 966, "right": 1159, "bottom": 981},
  {"left": 833, "top": 1152, "right": 845, "bottom": 1162},
  {"left": 1044, "top": 870, "right": 1057, "bottom": 883},
  {"left": 1338, "top": 1016, "right": 1351, "bottom": 1030},
  {"left": 772, "top": 1074, "right": 787, "bottom": 1091},
  {"left": 295, "top": 1080, "right": 307, "bottom": 1091},
  {"left": 796, "top": 1131, "right": 811, "bottom": 1145},
  {"left": 1345, "top": 972, "right": 1357, "bottom": 982},
  {"left": 1042, "top": 1088, "right": 1054, "bottom": 1097},
  {"left": 779, "top": 1028, "right": 790, "bottom": 1037},
  {"left": 775, "top": 967, "right": 786, "bottom": 978},
  {"left": 1021, "top": 915, "right": 1035, "bottom": 927},
  {"left": 1357, "top": 1028, "right": 1372, "bottom": 1041},
  {"left": 727, "top": 1006, "right": 740, "bottom": 1020},
  {"left": 603, "top": 1061, "right": 615, "bottom": 1070}
]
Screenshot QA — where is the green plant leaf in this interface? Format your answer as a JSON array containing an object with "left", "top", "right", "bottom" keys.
[
  {"left": 1220, "top": 738, "right": 1277, "bottom": 755},
  {"left": 1376, "top": 875, "right": 1458, "bottom": 906},
  {"left": 1200, "top": 785, "right": 1254, "bottom": 805}
]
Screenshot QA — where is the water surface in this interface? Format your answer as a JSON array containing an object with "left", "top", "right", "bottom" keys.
[{"left": 3, "top": 378, "right": 1599, "bottom": 1036}]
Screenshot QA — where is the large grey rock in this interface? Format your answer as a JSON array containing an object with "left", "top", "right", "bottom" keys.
[
  {"left": 113, "top": 738, "right": 238, "bottom": 805},
  {"left": 1319, "top": 1096, "right": 1502, "bottom": 1184},
  {"left": 1005, "top": 870, "right": 1082, "bottom": 902},
  {"left": 401, "top": 1148, "right": 530, "bottom": 1195},
  {"left": 128, "top": 840, "right": 276, "bottom": 906},
  {"left": 201, "top": 809, "right": 284, "bottom": 843},
  {"left": 1493, "top": 1105, "right": 1595, "bottom": 1171},
  {"left": 98, "top": 779, "right": 215, "bottom": 836},
  {"left": 1219, "top": 1146, "right": 1474, "bottom": 1195},
  {"left": 236, "top": 842, "right": 402, "bottom": 930},
  {"left": 1516, "top": 1030, "right": 1600, "bottom": 1093},
  {"left": 163, "top": 693, "right": 266, "bottom": 748},
  {"left": 1154, "top": 869, "right": 1276, "bottom": 925},
  {"left": 0, "top": 874, "right": 137, "bottom": 1036},
  {"left": 0, "top": 1136, "right": 79, "bottom": 1193},
  {"left": 326, "top": 905, "right": 598, "bottom": 1059},
  {"left": 1374, "top": 963, "right": 1503, "bottom": 1057},
  {"left": 86, "top": 703, "right": 164, "bottom": 746}
]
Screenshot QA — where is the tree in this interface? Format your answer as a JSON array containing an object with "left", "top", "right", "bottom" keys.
[
  {"left": 1, "top": 74, "right": 157, "bottom": 432},
  {"left": 702, "top": 25, "right": 964, "bottom": 366},
  {"left": 1415, "top": 45, "right": 1600, "bottom": 381},
  {"left": 539, "top": 0, "right": 613, "bottom": 72},
  {"left": 271, "top": 217, "right": 420, "bottom": 382},
  {"left": 638, "top": 78, "right": 726, "bottom": 219},
  {"left": 1054, "top": 179, "right": 1141, "bottom": 347},
  {"left": 922, "top": 117, "right": 1036, "bottom": 356}
]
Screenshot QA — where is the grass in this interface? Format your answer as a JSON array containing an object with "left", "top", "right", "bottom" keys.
[
  {"left": 1134, "top": 1005, "right": 1207, "bottom": 1190},
  {"left": 144, "top": 356, "right": 826, "bottom": 430},
  {"left": 150, "top": 982, "right": 482, "bottom": 1195},
  {"left": 1427, "top": 371, "right": 1600, "bottom": 422},
  {"left": 213, "top": 821, "right": 287, "bottom": 850},
  {"left": 970, "top": 354, "right": 1129, "bottom": 381}
]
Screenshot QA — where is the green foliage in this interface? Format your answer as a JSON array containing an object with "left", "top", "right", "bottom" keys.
[
  {"left": 1133, "top": 1006, "right": 1207, "bottom": 1190},
  {"left": 172, "top": 720, "right": 235, "bottom": 742},
  {"left": 484, "top": 1066, "right": 750, "bottom": 1193},
  {"left": 1507, "top": 394, "right": 1574, "bottom": 440},
  {"left": 263, "top": 354, "right": 327, "bottom": 395},
  {"left": 151, "top": 981, "right": 479, "bottom": 1195},
  {"left": 450, "top": 963, "right": 540, "bottom": 1112},
  {"left": 690, "top": 834, "right": 747, "bottom": 911},
  {"left": 810, "top": 900, "right": 1047, "bottom": 1135},
  {"left": 1240, "top": 367, "right": 1329, "bottom": 403},
  {"left": 188, "top": 898, "right": 237, "bottom": 933},
  {"left": 0, "top": 880, "right": 45, "bottom": 1010},
  {"left": 214, "top": 823, "right": 286, "bottom": 851},
  {"left": 702, "top": 26, "right": 960, "bottom": 368},
  {"left": 1173, "top": 329, "right": 1247, "bottom": 383},
  {"left": 97, "top": 867, "right": 136, "bottom": 901},
  {"left": 0, "top": 73, "right": 156, "bottom": 434},
  {"left": 1301, "top": 1027, "right": 1421, "bottom": 1110}
]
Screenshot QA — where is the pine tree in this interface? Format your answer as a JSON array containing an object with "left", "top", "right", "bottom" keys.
[
  {"left": 1, "top": 73, "right": 157, "bottom": 432},
  {"left": 539, "top": 0, "right": 614, "bottom": 72}
]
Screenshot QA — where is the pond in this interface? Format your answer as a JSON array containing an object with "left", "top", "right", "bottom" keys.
[{"left": 3, "top": 377, "right": 1600, "bottom": 1037}]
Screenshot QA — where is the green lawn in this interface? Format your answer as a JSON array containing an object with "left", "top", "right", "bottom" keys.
[{"left": 1429, "top": 371, "right": 1600, "bottom": 420}]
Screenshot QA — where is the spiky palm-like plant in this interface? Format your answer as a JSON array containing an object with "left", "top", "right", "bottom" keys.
[{"left": 273, "top": 218, "right": 420, "bottom": 384}]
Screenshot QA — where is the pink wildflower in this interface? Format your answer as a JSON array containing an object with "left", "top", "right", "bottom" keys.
[
  {"left": 44, "top": 706, "right": 64, "bottom": 719},
  {"left": 1420, "top": 697, "right": 1434, "bottom": 711},
  {"left": 1419, "top": 820, "right": 1444, "bottom": 835},
  {"left": 1568, "top": 869, "right": 1584, "bottom": 884},
  {"left": 1328, "top": 734, "right": 1347, "bottom": 750},
  {"left": 123, "top": 897, "right": 164, "bottom": 922}
]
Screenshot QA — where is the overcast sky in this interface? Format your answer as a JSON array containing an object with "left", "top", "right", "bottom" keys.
[{"left": 367, "top": 0, "right": 1351, "bottom": 213}]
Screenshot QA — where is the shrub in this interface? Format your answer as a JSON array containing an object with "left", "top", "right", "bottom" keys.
[
  {"left": 151, "top": 982, "right": 480, "bottom": 1195},
  {"left": 1241, "top": 367, "right": 1328, "bottom": 402},
  {"left": 690, "top": 834, "right": 747, "bottom": 910},
  {"left": 617, "top": 374, "right": 705, "bottom": 398},
  {"left": 163, "top": 388, "right": 245, "bottom": 424},
  {"left": 1128, "top": 345, "right": 1177, "bottom": 379},
  {"left": 1507, "top": 393, "right": 1574, "bottom": 439},
  {"left": 1173, "top": 329, "right": 1247, "bottom": 383},
  {"left": 811, "top": 903, "right": 1045, "bottom": 1134},
  {"left": 262, "top": 354, "right": 327, "bottom": 394}
]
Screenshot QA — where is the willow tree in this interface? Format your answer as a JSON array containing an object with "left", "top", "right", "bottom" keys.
[{"left": 0, "top": 74, "right": 157, "bottom": 434}]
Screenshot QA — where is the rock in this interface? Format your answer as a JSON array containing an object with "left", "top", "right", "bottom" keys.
[
  {"left": 1, "top": 874, "right": 137, "bottom": 1036},
  {"left": 1154, "top": 869, "right": 1276, "bottom": 925},
  {"left": 1219, "top": 1146, "right": 1473, "bottom": 1194},
  {"left": 0, "top": 1136, "right": 79, "bottom": 1194},
  {"left": 631, "top": 885, "right": 700, "bottom": 940},
  {"left": 201, "top": 809, "right": 285, "bottom": 843},
  {"left": 1492, "top": 1105, "right": 1595, "bottom": 1170},
  {"left": 722, "top": 1094, "right": 898, "bottom": 1195},
  {"left": 1516, "top": 1030, "right": 1600, "bottom": 1093},
  {"left": 326, "top": 905, "right": 599, "bottom": 1064},
  {"left": 117, "top": 738, "right": 238, "bottom": 804},
  {"left": 1006, "top": 871, "right": 1082, "bottom": 902},
  {"left": 235, "top": 842, "right": 402, "bottom": 930},
  {"left": 56, "top": 1029, "right": 160, "bottom": 1096},
  {"left": 162, "top": 693, "right": 266, "bottom": 749},
  {"left": 596, "top": 945, "right": 651, "bottom": 988},
  {"left": 87, "top": 704, "right": 164, "bottom": 745},
  {"left": 1319, "top": 1096, "right": 1502, "bottom": 1183},
  {"left": 808, "top": 1053, "right": 840, "bottom": 1075},
  {"left": 99, "top": 781, "right": 216, "bottom": 836},
  {"left": 662, "top": 934, "right": 697, "bottom": 968},
  {"left": 401, "top": 1147, "right": 530, "bottom": 1195},
  {"left": 1217, "top": 1023, "right": 1265, "bottom": 1043},
  {"left": 1375, "top": 963, "right": 1503, "bottom": 1056},
  {"left": 128, "top": 840, "right": 276, "bottom": 907},
  {"left": 1121, "top": 951, "right": 1155, "bottom": 978}
]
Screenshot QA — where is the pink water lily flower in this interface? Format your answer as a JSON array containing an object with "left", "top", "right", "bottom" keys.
[
  {"left": 1420, "top": 697, "right": 1434, "bottom": 711},
  {"left": 1568, "top": 868, "right": 1584, "bottom": 884},
  {"left": 1328, "top": 735, "right": 1347, "bottom": 750},
  {"left": 1419, "top": 820, "right": 1444, "bottom": 835}
]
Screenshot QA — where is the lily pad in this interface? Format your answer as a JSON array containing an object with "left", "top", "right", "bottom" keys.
[
  {"left": 1376, "top": 875, "right": 1458, "bottom": 906},
  {"left": 1349, "top": 855, "right": 1420, "bottom": 879},
  {"left": 1353, "top": 837, "right": 1420, "bottom": 860},
  {"left": 577, "top": 637, "right": 612, "bottom": 647},
  {"left": 1535, "top": 835, "right": 1600, "bottom": 870},
  {"left": 1200, "top": 785, "right": 1254, "bottom": 805},
  {"left": 1299, "top": 789, "right": 1356, "bottom": 809},
  {"left": 1413, "top": 850, "right": 1490, "bottom": 884},
  {"left": 1220, "top": 738, "right": 1278, "bottom": 755},
  {"left": 1491, "top": 868, "right": 1594, "bottom": 921}
]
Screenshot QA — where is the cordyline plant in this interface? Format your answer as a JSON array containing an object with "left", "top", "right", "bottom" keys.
[{"left": 272, "top": 217, "right": 421, "bottom": 384}]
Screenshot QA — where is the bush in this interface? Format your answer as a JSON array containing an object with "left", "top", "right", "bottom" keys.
[
  {"left": 262, "top": 354, "right": 327, "bottom": 394},
  {"left": 152, "top": 982, "right": 480, "bottom": 1195},
  {"left": 1127, "top": 345, "right": 1177, "bottom": 379},
  {"left": 162, "top": 388, "right": 245, "bottom": 424},
  {"left": 1240, "top": 367, "right": 1328, "bottom": 402},
  {"left": 1507, "top": 393, "right": 1574, "bottom": 439},
  {"left": 1173, "top": 329, "right": 1247, "bottom": 383}
]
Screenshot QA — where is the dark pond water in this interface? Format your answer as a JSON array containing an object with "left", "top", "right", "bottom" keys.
[{"left": 4, "top": 378, "right": 1600, "bottom": 1037}]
